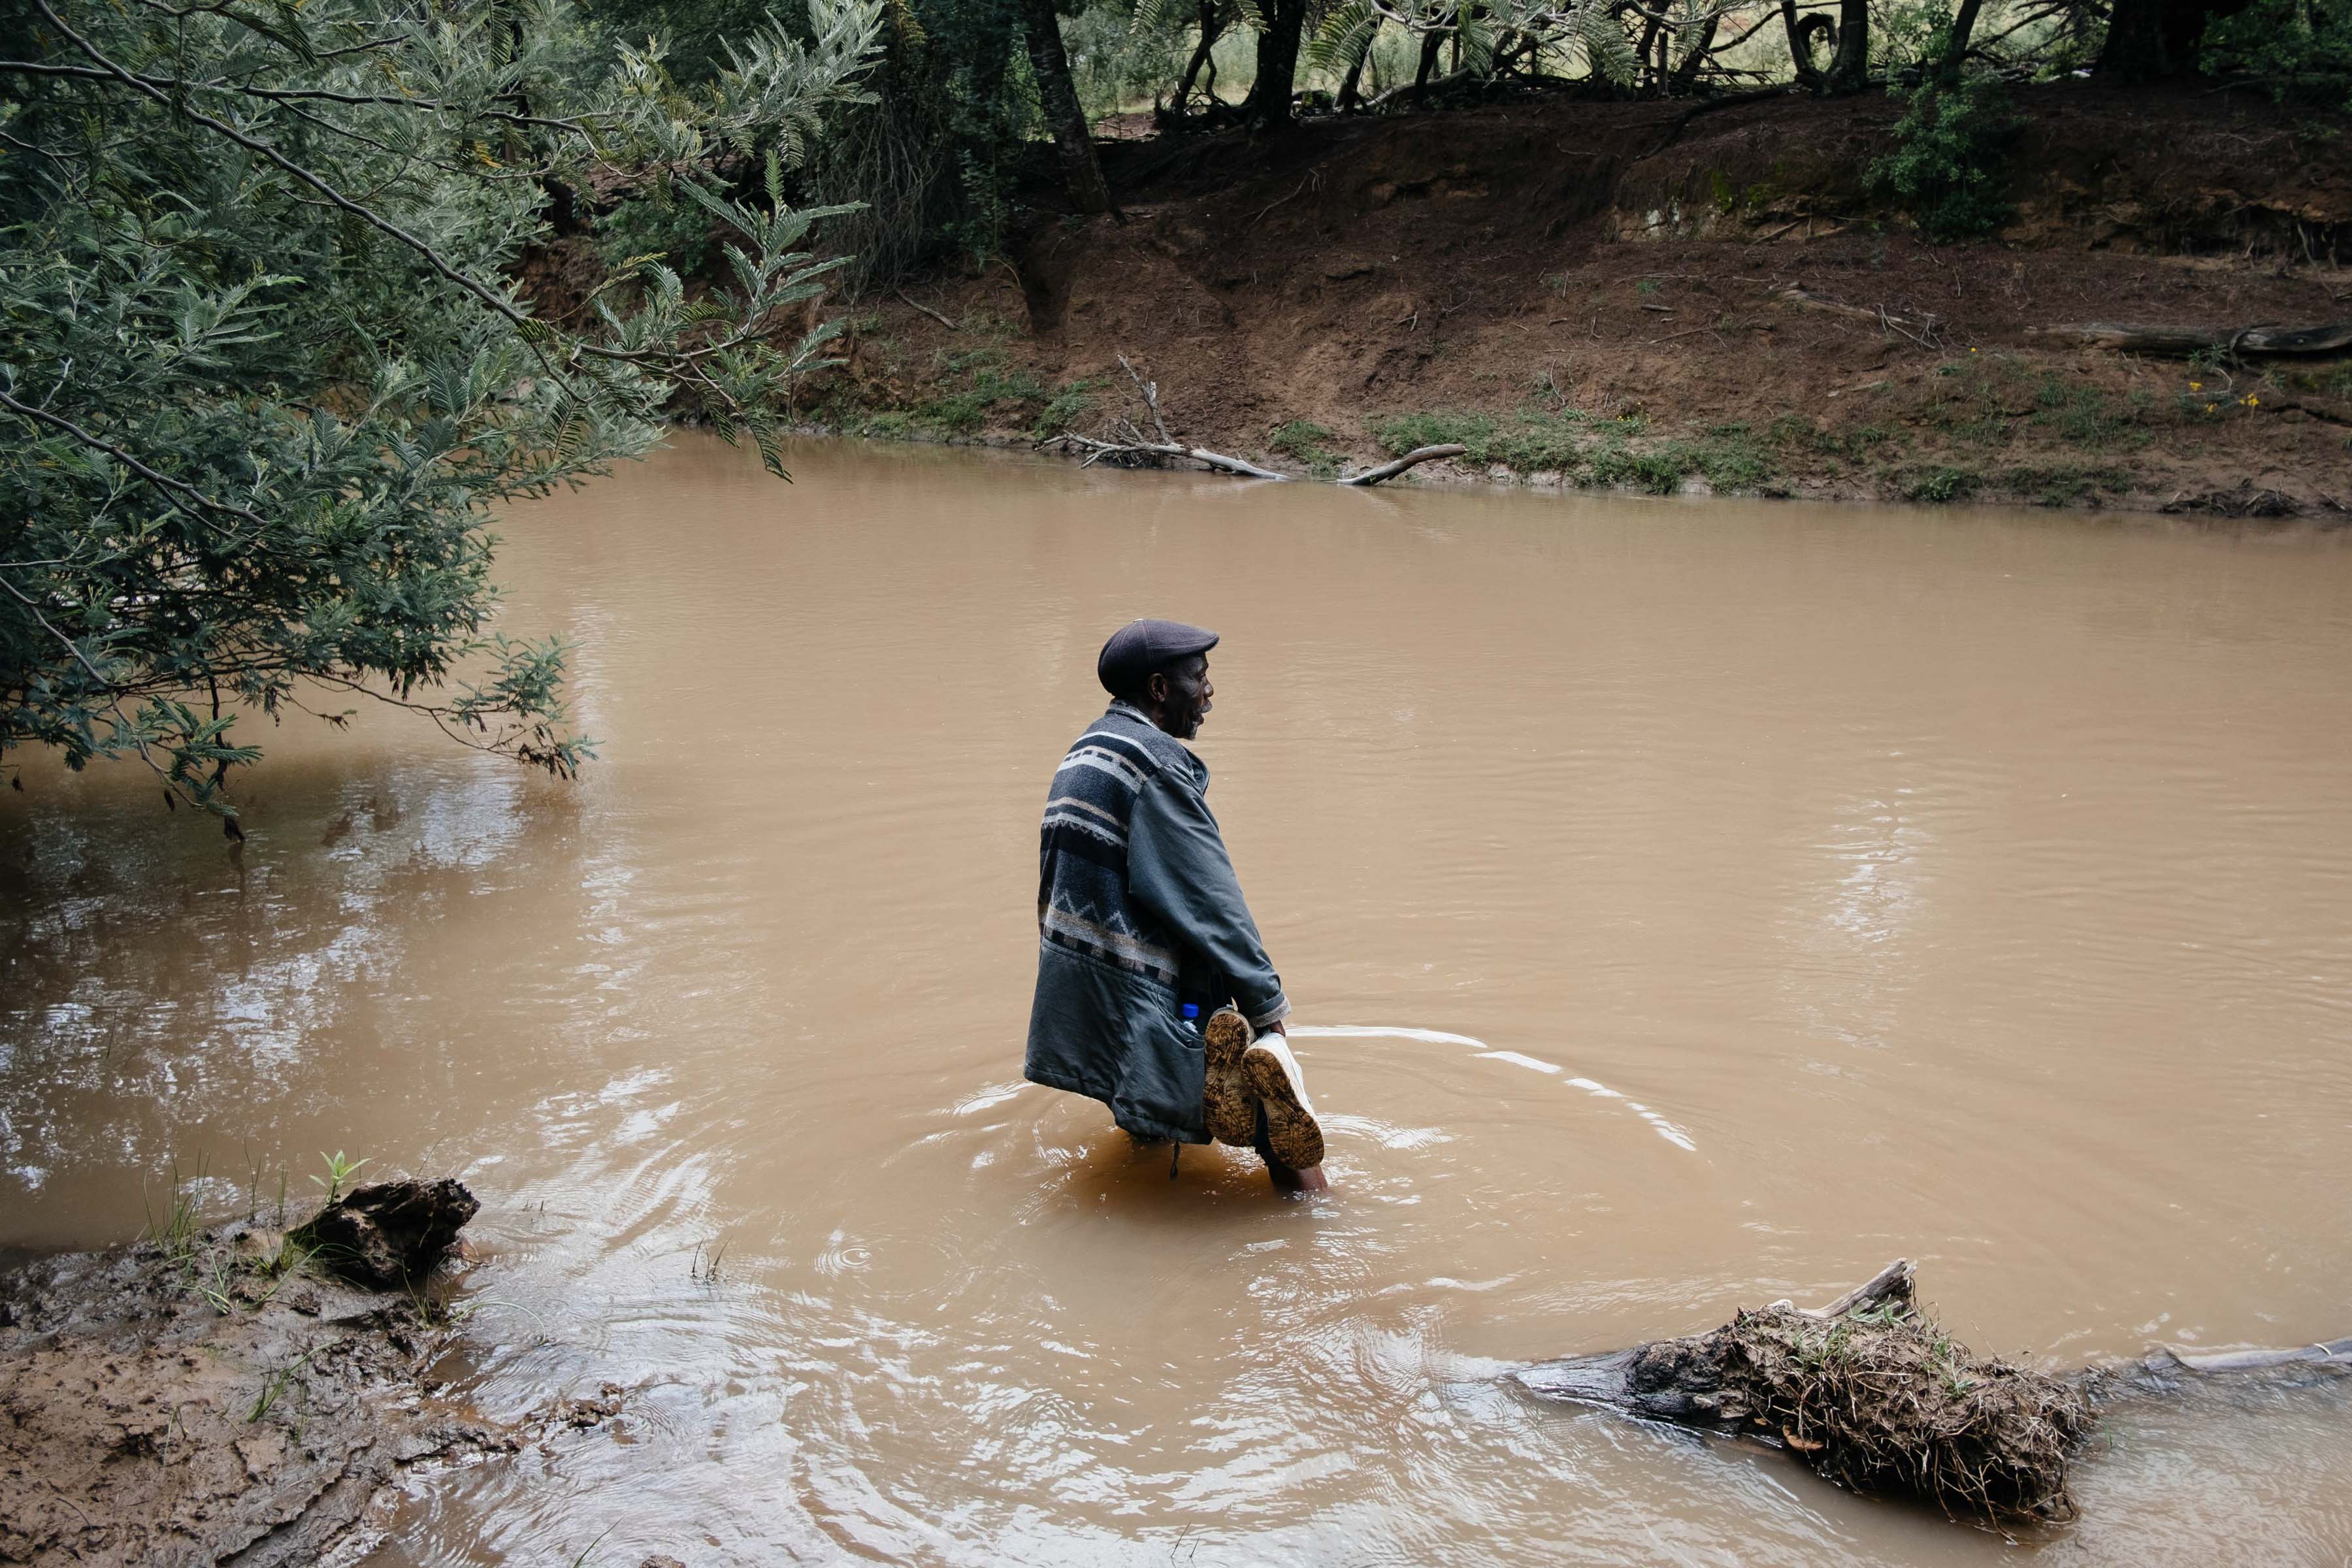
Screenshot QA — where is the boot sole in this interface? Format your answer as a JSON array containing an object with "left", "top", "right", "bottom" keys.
[
  {"left": 1201, "top": 1009, "right": 1257, "bottom": 1145},
  {"left": 1243, "top": 1043, "right": 1324, "bottom": 1169}
]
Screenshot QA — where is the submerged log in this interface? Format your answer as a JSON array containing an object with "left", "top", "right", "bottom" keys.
[{"left": 1514, "top": 1260, "right": 2351, "bottom": 1525}]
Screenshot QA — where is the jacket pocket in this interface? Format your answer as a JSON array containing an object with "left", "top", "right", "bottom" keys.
[
  {"left": 1117, "top": 1000, "right": 1207, "bottom": 1144},
  {"left": 1026, "top": 943, "right": 1205, "bottom": 1143}
]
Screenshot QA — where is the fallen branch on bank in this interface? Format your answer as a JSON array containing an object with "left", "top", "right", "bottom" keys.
[
  {"left": 1514, "top": 1259, "right": 2352, "bottom": 1526},
  {"left": 894, "top": 289, "right": 960, "bottom": 331},
  {"left": 2029, "top": 320, "right": 2352, "bottom": 356},
  {"left": 1772, "top": 285, "right": 1946, "bottom": 347}
]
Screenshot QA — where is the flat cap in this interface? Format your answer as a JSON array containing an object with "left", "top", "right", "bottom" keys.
[{"left": 1098, "top": 617, "right": 1219, "bottom": 695}]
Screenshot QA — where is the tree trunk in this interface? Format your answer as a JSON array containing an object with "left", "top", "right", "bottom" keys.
[
  {"left": 1020, "top": 0, "right": 1112, "bottom": 214},
  {"left": 1173, "top": 0, "right": 1225, "bottom": 109},
  {"left": 1244, "top": 0, "right": 1309, "bottom": 127},
  {"left": 2096, "top": 0, "right": 2169, "bottom": 76},
  {"left": 1668, "top": 11, "right": 1719, "bottom": 93},
  {"left": 1825, "top": 0, "right": 1869, "bottom": 93},
  {"left": 1337, "top": 28, "right": 1373, "bottom": 109},
  {"left": 1931, "top": 0, "right": 1985, "bottom": 83},
  {"left": 1413, "top": 25, "right": 1445, "bottom": 103},
  {"left": 1780, "top": 0, "right": 1824, "bottom": 90},
  {"left": 1635, "top": 10, "right": 1663, "bottom": 93}
]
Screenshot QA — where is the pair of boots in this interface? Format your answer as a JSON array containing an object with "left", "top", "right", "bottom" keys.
[{"left": 1201, "top": 1009, "right": 1324, "bottom": 1169}]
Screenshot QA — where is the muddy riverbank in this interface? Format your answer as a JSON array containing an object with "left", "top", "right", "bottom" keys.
[
  {"left": 534, "top": 83, "right": 2352, "bottom": 514},
  {"left": 0, "top": 1186, "right": 605, "bottom": 1567}
]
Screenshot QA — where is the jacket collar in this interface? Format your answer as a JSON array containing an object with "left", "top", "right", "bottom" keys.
[{"left": 1103, "top": 700, "right": 1209, "bottom": 787}]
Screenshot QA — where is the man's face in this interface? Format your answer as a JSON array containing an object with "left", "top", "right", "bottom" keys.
[{"left": 1151, "top": 654, "right": 1213, "bottom": 739}]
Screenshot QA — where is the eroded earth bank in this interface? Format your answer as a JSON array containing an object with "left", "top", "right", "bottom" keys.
[{"left": 539, "top": 84, "right": 2352, "bottom": 514}]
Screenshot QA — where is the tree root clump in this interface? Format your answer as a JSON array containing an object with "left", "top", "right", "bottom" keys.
[
  {"left": 1517, "top": 1261, "right": 2099, "bottom": 1524},
  {"left": 1669, "top": 1301, "right": 2093, "bottom": 1522}
]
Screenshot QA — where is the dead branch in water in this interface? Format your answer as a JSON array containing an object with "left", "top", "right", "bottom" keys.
[
  {"left": 1040, "top": 357, "right": 1468, "bottom": 486},
  {"left": 1515, "top": 1259, "right": 2351, "bottom": 1526},
  {"left": 1052, "top": 430, "right": 1294, "bottom": 480},
  {"left": 1340, "top": 444, "right": 1469, "bottom": 485},
  {"left": 1041, "top": 355, "right": 1293, "bottom": 479}
]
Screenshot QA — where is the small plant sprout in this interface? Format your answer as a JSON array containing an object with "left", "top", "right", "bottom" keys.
[
  {"left": 312, "top": 1151, "right": 370, "bottom": 1204},
  {"left": 248, "top": 1349, "right": 316, "bottom": 1423},
  {"left": 143, "top": 1154, "right": 208, "bottom": 1269}
]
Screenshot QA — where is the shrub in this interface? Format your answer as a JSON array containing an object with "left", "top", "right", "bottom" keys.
[{"left": 1869, "top": 76, "right": 2023, "bottom": 242}]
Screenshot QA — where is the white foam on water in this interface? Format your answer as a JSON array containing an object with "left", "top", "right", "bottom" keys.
[
  {"left": 1286, "top": 1025, "right": 1698, "bottom": 1152},
  {"left": 1475, "top": 1050, "right": 1562, "bottom": 1075}
]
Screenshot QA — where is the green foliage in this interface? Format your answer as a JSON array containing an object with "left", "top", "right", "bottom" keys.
[
  {"left": 1925, "top": 355, "right": 2153, "bottom": 451},
  {"left": 2202, "top": 0, "right": 2352, "bottom": 101},
  {"left": 1068, "top": 3, "right": 1193, "bottom": 113},
  {"left": 1997, "top": 464, "right": 2132, "bottom": 506},
  {"left": 1903, "top": 465, "right": 1978, "bottom": 502},
  {"left": 1267, "top": 419, "right": 1337, "bottom": 463},
  {"left": 917, "top": 346, "right": 1045, "bottom": 431},
  {"left": 1, "top": 0, "right": 880, "bottom": 815},
  {"left": 1373, "top": 408, "right": 1776, "bottom": 493},
  {"left": 1032, "top": 379, "right": 1098, "bottom": 439},
  {"left": 802, "top": 0, "right": 1041, "bottom": 286},
  {"left": 1869, "top": 76, "right": 2022, "bottom": 242},
  {"left": 311, "top": 1151, "right": 370, "bottom": 1205},
  {"left": 596, "top": 194, "right": 718, "bottom": 280}
]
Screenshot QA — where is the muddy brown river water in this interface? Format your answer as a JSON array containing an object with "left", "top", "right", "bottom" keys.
[{"left": 5, "top": 436, "right": 2352, "bottom": 1565}]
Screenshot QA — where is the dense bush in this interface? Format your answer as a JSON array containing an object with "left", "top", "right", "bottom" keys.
[{"left": 1869, "top": 76, "right": 2025, "bottom": 242}]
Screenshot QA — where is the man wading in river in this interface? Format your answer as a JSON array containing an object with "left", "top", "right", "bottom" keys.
[{"left": 1026, "top": 619, "right": 1329, "bottom": 1193}]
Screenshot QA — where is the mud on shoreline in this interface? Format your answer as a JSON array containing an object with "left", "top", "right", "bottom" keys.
[{"left": 0, "top": 1201, "right": 554, "bottom": 1567}]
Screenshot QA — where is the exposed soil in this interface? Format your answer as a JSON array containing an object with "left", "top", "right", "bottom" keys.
[
  {"left": 0, "top": 1187, "right": 560, "bottom": 1567},
  {"left": 783, "top": 83, "right": 2352, "bottom": 514}
]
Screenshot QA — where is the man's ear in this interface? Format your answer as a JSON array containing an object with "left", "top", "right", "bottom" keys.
[{"left": 1143, "top": 670, "right": 1168, "bottom": 708}]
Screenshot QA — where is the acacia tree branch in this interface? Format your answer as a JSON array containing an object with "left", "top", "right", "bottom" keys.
[
  {"left": 30, "top": 0, "right": 555, "bottom": 347},
  {"left": 0, "top": 572, "right": 223, "bottom": 811},
  {"left": 0, "top": 54, "right": 617, "bottom": 137},
  {"left": 0, "top": 384, "right": 269, "bottom": 542}
]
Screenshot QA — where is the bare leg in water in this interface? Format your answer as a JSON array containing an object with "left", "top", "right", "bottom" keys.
[{"left": 1253, "top": 1103, "right": 1329, "bottom": 1193}]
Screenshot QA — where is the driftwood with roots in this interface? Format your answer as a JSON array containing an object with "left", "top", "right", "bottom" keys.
[
  {"left": 1515, "top": 1259, "right": 2352, "bottom": 1525},
  {"left": 1039, "top": 356, "right": 1465, "bottom": 486}
]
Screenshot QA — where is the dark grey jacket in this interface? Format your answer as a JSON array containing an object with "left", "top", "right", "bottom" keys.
[{"left": 1024, "top": 700, "right": 1290, "bottom": 1143}]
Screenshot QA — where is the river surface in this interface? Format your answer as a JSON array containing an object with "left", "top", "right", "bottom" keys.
[{"left": 5, "top": 436, "right": 2351, "bottom": 1565}]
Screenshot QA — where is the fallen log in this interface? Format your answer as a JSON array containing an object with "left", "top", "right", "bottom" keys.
[
  {"left": 2029, "top": 320, "right": 2352, "bottom": 356},
  {"left": 1514, "top": 1260, "right": 2351, "bottom": 1525},
  {"left": 1340, "top": 444, "right": 1468, "bottom": 486}
]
